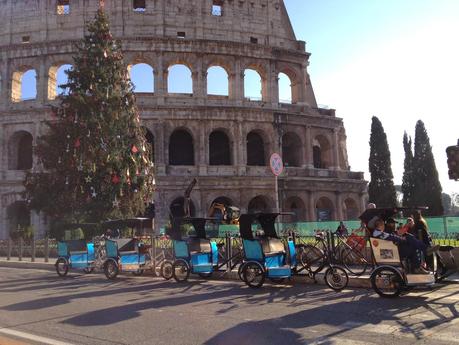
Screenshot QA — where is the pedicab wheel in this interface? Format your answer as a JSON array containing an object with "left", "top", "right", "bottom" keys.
[
  {"left": 132, "top": 269, "right": 144, "bottom": 276},
  {"left": 198, "top": 272, "right": 212, "bottom": 278},
  {"left": 83, "top": 267, "right": 94, "bottom": 274},
  {"left": 300, "top": 244, "right": 325, "bottom": 274},
  {"left": 242, "top": 262, "right": 265, "bottom": 288},
  {"left": 172, "top": 259, "right": 190, "bottom": 282},
  {"left": 237, "top": 263, "right": 246, "bottom": 282},
  {"left": 370, "top": 266, "right": 403, "bottom": 298},
  {"left": 104, "top": 260, "right": 119, "bottom": 280},
  {"left": 160, "top": 260, "right": 174, "bottom": 280},
  {"left": 340, "top": 247, "right": 368, "bottom": 276},
  {"left": 324, "top": 266, "right": 348, "bottom": 291},
  {"left": 55, "top": 258, "right": 69, "bottom": 277}
]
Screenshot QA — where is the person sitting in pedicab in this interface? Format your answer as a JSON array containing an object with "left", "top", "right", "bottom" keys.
[
  {"left": 384, "top": 218, "right": 397, "bottom": 234},
  {"left": 398, "top": 217, "right": 414, "bottom": 235},
  {"left": 372, "top": 219, "right": 428, "bottom": 274}
]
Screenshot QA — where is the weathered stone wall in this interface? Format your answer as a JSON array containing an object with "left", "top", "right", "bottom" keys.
[{"left": 0, "top": 0, "right": 367, "bottom": 238}]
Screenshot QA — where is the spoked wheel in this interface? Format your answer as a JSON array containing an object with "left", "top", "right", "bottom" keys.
[
  {"left": 132, "top": 269, "right": 144, "bottom": 276},
  {"left": 160, "top": 260, "right": 173, "bottom": 280},
  {"left": 324, "top": 266, "right": 349, "bottom": 291},
  {"left": 299, "top": 245, "right": 325, "bottom": 274},
  {"left": 104, "top": 260, "right": 119, "bottom": 280},
  {"left": 340, "top": 247, "right": 369, "bottom": 276},
  {"left": 238, "top": 263, "right": 246, "bottom": 282},
  {"left": 370, "top": 266, "right": 404, "bottom": 298},
  {"left": 83, "top": 267, "right": 94, "bottom": 274},
  {"left": 55, "top": 258, "right": 69, "bottom": 277},
  {"left": 172, "top": 259, "right": 190, "bottom": 282},
  {"left": 243, "top": 262, "right": 265, "bottom": 288}
]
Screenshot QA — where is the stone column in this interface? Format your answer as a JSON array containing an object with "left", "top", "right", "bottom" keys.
[
  {"left": 37, "top": 58, "right": 47, "bottom": 103},
  {"left": 304, "top": 125, "right": 313, "bottom": 168},
  {"left": 332, "top": 129, "right": 340, "bottom": 170},
  {"left": 231, "top": 59, "right": 243, "bottom": 105},
  {"left": 155, "top": 54, "right": 166, "bottom": 105},
  {"left": 335, "top": 192, "right": 344, "bottom": 221},
  {"left": 269, "top": 63, "right": 279, "bottom": 105},
  {"left": 198, "top": 123, "right": 207, "bottom": 176},
  {"left": 308, "top": 191, "right": 316, "bottom": 221}
]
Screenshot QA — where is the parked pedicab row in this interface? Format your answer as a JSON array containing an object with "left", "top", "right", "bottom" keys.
[{"left": 55, "top": 209, "right": 459, "bottom": 298}]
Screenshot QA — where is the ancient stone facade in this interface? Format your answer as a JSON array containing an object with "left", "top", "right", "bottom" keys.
[{"left": 0, "top": 0, "right": 367, "bottom": 238}]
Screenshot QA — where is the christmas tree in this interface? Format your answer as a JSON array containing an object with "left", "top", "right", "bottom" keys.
[
  {"left": 368, "top": 116, "right": 397, "bottom": 207},
  {"left": 24, "top": 9, "right": 155, "bottom": 225},
  {"left": 411, "top": 120, "right": 443, "bottom": 216}
]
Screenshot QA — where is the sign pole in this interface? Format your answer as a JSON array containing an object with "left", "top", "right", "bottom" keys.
[
  {"left": 270, "top": 153, "right": 284, "bottom": 233},
  {"left": 275, "top": 174, "right": 279, "bottom": 214}
]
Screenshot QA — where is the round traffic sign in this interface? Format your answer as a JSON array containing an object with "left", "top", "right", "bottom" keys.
[{"left": 270, "top": 153, "right": 284, "bottom": 176}]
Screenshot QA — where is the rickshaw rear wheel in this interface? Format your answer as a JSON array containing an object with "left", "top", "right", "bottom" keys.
[
  {"left": 237, "top": 263, "right": 246, "bottom": 282},
  {"left": 324, "top": 266, "right": 349, "bottom": 291},
  {"left": 160, "top": 260, "right": 174, "bottom": 280},
  {"left": 55, "top": 258, "right": 69, "bottom": 277},
  {"left": 104, "top": 260, "right": 119, "bottom": 280},
  {"left": 243, "top": 262, "right": 265, "bottom": 288},
  {"left": 370, "top": 266, "right": 403, "bottom": 298},
  {"left": 172, "top": 259, "right": 190, "bottom": 282}
]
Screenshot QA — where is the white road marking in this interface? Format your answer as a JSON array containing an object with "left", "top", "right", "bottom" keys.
[{"left": 0, "top": 328, "right": 74, "bottom": 345}]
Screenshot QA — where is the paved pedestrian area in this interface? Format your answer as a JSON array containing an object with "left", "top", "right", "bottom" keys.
[{"left": 0, "top": 267, "right": 458, "bottom": 345}]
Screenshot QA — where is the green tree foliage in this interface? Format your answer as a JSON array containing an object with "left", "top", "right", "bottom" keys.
[
  {"left": 401, "top": 132, "right": 415, "bottom": 207},
  {"left": 412, "top": 120, "right": 443, "bottom": 215},
  {"left": 24, "top": 10, "right": 155, "bottom": 224},
  {"left": 368, "top": 116, "right": 397, "bottom": 207}
]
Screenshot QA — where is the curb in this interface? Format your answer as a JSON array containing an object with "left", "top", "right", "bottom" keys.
[{"left": 0, "top": 260, "right": 55, "bottom": 272}]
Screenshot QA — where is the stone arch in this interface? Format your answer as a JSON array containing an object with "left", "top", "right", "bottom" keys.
[
  {"left": 7, "top": 200, "right": 31, "bottom": 236},
  {"left": 207, "top": 66, "right": 229, "bottom": 96},
  {"left": 209, "top": 130, "right": 231, "bottom": 165},
  {"left": 11, "top": 67, "right": 37, "bottom": 102},
  {"left": 169, "top": 196, "right": 196, "bottom": 218},
  {"left": 313, "top": 134, "right": 332, "bottom": 169},
  {"left": 246, "top": 130, "right": 266, "bottom": 166},
  {"left": 248, "top": 195, "right": 272, "bottom": 214},
  {"left": 129, "top": 63, "right": 154, "bottom": 93},
  {"left": 344, "top": 197, "right": 359, "bottom": 220},
  {"left": 8, "top": 131, "right": 33, "bottom": 170},
  {"left": 316, "top": 196, "right": 334, "bottom": 221},
  {"left": 144, "top": 127, "right": 155, "bottom": 163},
  {"left": 282, "top": 132, "right": 302, "bottom": 167},
  {"left": 278, "top": 72, "right": 292, "bottom": 104},
  {"left": 277, "top": 64, "right": 301, "bottom": 103},
  {"left": 48, "top": 63, "right": 72, "bottom": 100},
  {"left": 167, "top": 64, "right": 193, "bottom": 94},
  {"left": 243, "top": 68, "right": 263, "bottom": 101},
  {"left": 284, "top": 196, "right": 306, "bottom": 221},
  {"left": 169, "top": 128, "right": 195, "bottom": 165}
]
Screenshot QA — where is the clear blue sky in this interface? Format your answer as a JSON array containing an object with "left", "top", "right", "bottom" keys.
[{"left": 284, "top": 0, "right": 459, "bottom": 195}]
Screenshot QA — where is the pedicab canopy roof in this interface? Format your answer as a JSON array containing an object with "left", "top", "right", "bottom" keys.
[
  {"left": 359, "top": 207, "right": 428, "bottom": 225},
  {"left": 239, "top": 213, "right": 294, "bottom": 240},
  {"left": 167, "top": 217, "right": 215, "bottom": 241}
]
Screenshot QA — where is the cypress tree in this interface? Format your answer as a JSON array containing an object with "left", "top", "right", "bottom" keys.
[
  {"left": 24, "top": 10, "right": 155, "bottom": 225},
  {"left": 412, "top": 120, "right": 443, "bottom": 215},
  {"left": 401, "top": 132, "right": 415, "bottom": 207},
  {"left": 368, "top": 116, "right": 397, "bottom": 207}
]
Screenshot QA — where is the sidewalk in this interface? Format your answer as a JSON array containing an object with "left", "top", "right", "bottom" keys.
[{"left": 1, "top": 257, "right": 458, "bottom": 287}]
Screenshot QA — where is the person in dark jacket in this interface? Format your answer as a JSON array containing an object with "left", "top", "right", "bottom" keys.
[
  {"left": 412, "top": 210, "right": 433, "bottom": 247},
  {"left": 372, "top": 219, "right": 427, "bottom": 273}
]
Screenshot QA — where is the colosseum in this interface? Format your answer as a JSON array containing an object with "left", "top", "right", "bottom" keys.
[{"left": 0, "top": 0, "right": 367, "bottom": 238}]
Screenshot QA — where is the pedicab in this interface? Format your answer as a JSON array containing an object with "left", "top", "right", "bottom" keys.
[
  {"left": 361, "top": 207, "right": 438, "bottom": 297},
  {"left": 238, "top": 213, "right": 349, "bottom": 290},
  {"left": 100, "top": 218, "right": 153, "bottom": 279},
  {"left": 164, "top": 217, "right": 219, "bottom": 282},
  {"left": 55, "top": 223, "right": 98, "bottom": 277}
]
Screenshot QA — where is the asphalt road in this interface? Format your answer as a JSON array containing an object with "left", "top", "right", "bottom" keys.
[{"left": 0, "top": 267, "right": 458, "bottom": 345}]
